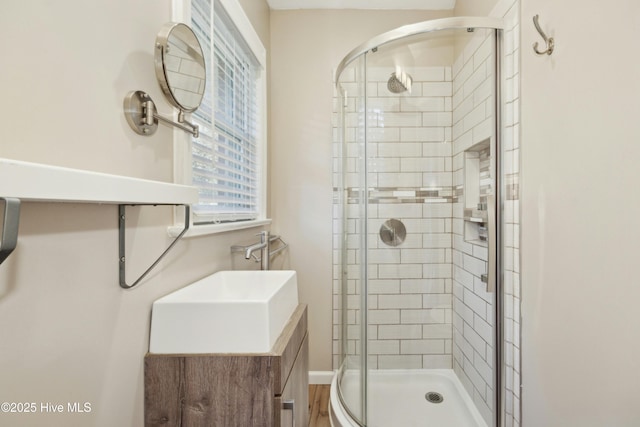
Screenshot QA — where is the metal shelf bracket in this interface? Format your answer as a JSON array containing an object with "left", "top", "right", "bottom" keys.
[
  {"left": 119, "top": 204, "right": 190, "bottom": 289},
  {"left": 0, "top": 198, "right": 21, "bottom": 266}
]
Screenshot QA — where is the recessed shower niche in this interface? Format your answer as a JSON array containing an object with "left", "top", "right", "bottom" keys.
[{"left": 463, "top": 138, "right": 491, "bottom": 246}]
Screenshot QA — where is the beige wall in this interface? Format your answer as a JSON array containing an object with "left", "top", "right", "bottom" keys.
[
  {"left": 0, "top": 1, "right": 270, "bottom": 426},
  {"left": 239, "top": 0, "right": 271, "bottom": 49},
  {"left": 520, "top": 0, "right": 640, "bottom": 425},
  {"left": 454, "top": 0, "right": 498, "bottom": 17},
  {"left": 269, "top": 9, "right": 452, "bottom": 371}
]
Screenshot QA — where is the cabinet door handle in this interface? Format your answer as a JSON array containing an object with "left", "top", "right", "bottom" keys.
[{"left": 282, "top": 399, "right": 295, "bottom": 427}]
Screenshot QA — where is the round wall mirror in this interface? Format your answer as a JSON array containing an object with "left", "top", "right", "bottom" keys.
[{"left": 154, "top": 22, "right": 206, "bottom": 113}]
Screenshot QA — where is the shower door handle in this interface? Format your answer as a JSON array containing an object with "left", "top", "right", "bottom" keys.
[{"left": 485, "top": 194, "right": 496, "bottom": 293}]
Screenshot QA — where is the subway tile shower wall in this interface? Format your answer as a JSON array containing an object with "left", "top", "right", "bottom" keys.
[
  {"left": 451, "top": 29, "right": 496, "bottom": 423},
  {"left": 501, "top": 1, "right": 521, "bottom": 426},
  {"left": 334, "top": 64, "right": 456, "bottom": 372}
]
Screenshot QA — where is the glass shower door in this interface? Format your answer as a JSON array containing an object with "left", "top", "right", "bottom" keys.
[
  {"left": 335, "top": 53, "right": 368, "bottom": 426},
  {"left": 334, "top": 19, "right": 504, "bottom": 427}
]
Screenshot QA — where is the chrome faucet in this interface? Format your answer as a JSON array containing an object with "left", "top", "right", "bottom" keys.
[
  {"left": 232, "top": 231, "right": 289, "bottom": 270},
  {"left": 243, "top": 231, "right": 270, "bottom": 270}
]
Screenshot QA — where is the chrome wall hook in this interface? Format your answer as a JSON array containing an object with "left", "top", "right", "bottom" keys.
[{"left": 533, "top": 14, "right": 554, "bottom": 55}]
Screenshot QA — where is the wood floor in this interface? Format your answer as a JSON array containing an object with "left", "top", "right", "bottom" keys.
[{"left": 308, "top": 384, "right": 331, "bottom": 426}]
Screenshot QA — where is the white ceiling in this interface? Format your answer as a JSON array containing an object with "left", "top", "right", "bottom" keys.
[{"left": 266, "top": 0, "right": 456, "bottom": 10}]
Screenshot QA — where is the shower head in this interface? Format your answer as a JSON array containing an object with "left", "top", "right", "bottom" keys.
[{"left": 387, "top": 71, "right": 412, "bottom": 94}]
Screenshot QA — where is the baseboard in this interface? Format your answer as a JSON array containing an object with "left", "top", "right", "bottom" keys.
[{"left": 309, "top": 370, "right": 335, "bottom": 385}]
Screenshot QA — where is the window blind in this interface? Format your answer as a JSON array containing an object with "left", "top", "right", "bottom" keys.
[{"left": 190, "top": 0, "right": 261, "bottom": 223}]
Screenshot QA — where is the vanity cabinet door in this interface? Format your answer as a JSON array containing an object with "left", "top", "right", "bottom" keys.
[
  {"left": 278, "top": 333, "right": 309, "bottom": 427},
  {"left": 145, "top": 305, "right": 308, "bottom": 427}
]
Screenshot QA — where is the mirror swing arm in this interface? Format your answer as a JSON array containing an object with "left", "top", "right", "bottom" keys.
[
  {"left": 124, "top": 90, "right": 199, "bottom": 137},
  {"left": 153, "top": 105, "right": 199, "bottom": 138},
  {"left": 123, "top": 22, "right": 205, "bottom": 138}
]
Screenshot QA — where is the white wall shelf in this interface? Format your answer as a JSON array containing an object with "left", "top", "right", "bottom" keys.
[
  {"left": 0, "top": 158, "right": 199, "bottom": 289},
  {"left": 0, "top": 158, "right": 198, "bottom": 205}
]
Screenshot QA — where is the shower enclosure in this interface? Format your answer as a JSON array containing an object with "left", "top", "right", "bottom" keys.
[{"left": 331, "top": 17, "right": 511, "bottom": 427}]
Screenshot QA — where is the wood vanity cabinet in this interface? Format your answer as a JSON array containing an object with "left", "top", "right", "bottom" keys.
[{"left": 144, "top": 304, "right": 309, "bottom": 427}]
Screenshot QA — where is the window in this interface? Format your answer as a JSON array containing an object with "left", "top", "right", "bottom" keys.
[{"left": 185, "top": 0, "right": 267, "bottom": 230}]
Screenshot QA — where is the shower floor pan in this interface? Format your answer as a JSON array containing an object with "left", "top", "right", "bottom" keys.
[{"left": 330, "top": 369, "right": 488, "bottom": 427}]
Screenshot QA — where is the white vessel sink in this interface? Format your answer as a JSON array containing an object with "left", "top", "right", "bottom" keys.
[{"left": 149, "top": 270, "right": 298, "bottom": 354}]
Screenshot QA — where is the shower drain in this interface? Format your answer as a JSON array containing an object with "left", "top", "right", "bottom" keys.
[{"left": 425, "top": 392, "right": 444, "bottom": 404}]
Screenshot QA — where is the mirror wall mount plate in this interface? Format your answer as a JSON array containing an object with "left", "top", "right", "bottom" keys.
[
  {"left": 123, "top": 90, "right": 159, "bottom": 136},
  {"left": 124, "top": 23, "right": 206, "bottom": 138}
]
